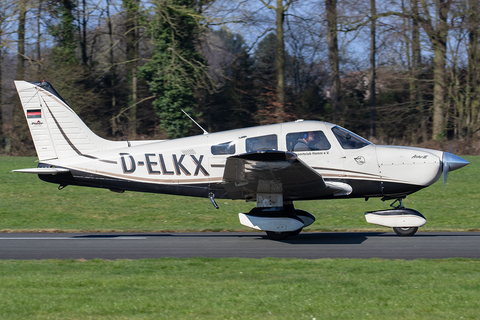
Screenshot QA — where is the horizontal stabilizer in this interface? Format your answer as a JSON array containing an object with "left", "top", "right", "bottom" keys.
[{"left": 13, "top": 168, "right": 70, "bottom": 174}]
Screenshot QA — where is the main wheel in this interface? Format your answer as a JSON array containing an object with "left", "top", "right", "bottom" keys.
[
  {"left": 265, "top": 231, "right": 290, "bottom": 240},
  {"left": 393, "top": 227, "right": 418, "bottom": 237}
]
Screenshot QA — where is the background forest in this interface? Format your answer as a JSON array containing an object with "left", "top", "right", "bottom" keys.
[{"left": 1, "top": 0, "right": 479, "bottom": 156}]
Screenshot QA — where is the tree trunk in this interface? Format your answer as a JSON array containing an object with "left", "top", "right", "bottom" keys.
[
  {"left": 107, "top": 0, "right": 118, "bottom": 135},
  {"left": 81, "top": 0, "right": 88, "bottom": 66},
  {"left": 467, "top": 0, "right": 480, "bottom": 138},
  {"left": 124, "top": 0, "right": 139, "bottom": 138},
  {"left": 411, "top": 0, "right": 427, "bottom": 141},
  {"left": 416, "top": 0, "right": 450, "bottom": 140},
  {"left": 275, "top": 0, "right": 285, "bottom": 122},
  {"left": 7, "top": 0, "right": 27, "bottom": 153},
  {"left": 37, "top": 0, "right": 43, "bottom": 62},
  {"left": 326, "top": 0, "right": 340, "bottom": 123},
  {"left": 431, "top": 0, "right": 449, "bottom": 140},
  {"left": 369, "top": 0, "right": 376, "bottom": 139},
  {"left": 17, "top": 0, "right": 26, "bottom": 79}
]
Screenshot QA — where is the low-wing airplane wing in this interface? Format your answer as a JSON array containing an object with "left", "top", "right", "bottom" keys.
[{"left": 222, "top": 150, "right": 350, "bottom": 202}]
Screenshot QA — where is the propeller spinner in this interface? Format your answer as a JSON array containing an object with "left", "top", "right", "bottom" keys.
[{"left": 442, "top": 152, "right": 470, "bottom": 187}]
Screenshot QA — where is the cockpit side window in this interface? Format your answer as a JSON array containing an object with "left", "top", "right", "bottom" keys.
[
  {"left": 246, "top": 134, "right": 277, "bottom": 152},
  {"left": 331, "top": 126, "right": 371, "bottom": 149},
  {"left": 286, "top": 131, "right": 331, "bottom": 151},
  {"left": 211, "top": 142, "right": 235, "bottom": 155}
]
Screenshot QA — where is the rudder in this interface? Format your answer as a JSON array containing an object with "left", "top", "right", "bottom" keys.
[{"left": 15, "top": 80, "right": 122, "bottom": 161}]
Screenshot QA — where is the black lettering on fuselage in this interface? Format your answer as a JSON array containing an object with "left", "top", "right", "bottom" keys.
[
  {"left": 120, "top": 153, "right": 209, "bottom": 176},
  {"left": 145, "top": 153, "right": 160, "bottom": 174},
  {"left": 173, "top": 154, "right": 191, "bottom": 175},
  {"left": 191, "top": 155, "right": 209, "bottom": 176},
  {"left": 159, "top": 154, "right": 174, "bottom": 175},
  {"left": 120, "top": 153, "right": 136, "bottom": 173}
]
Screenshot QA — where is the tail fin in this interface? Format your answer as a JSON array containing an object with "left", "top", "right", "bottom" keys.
[{"left": 15, "top": 80, "right": 122, "bottom": 161}]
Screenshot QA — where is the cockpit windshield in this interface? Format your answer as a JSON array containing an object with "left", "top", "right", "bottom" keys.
[{"left": 331, "top": 126, "right": 372, "bottom": 149}]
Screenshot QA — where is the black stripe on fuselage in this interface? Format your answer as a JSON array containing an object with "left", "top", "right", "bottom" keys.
[
  {"left": 38, "top": 169, "right": 424, "bottom": 201},
  {"left": 39, "top": 169, "right": 228, "bottom": 199}
]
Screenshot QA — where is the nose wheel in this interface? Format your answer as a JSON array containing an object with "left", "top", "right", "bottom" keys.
[
  {"left": 393, "top": 227, "right": 418, "bottom": 237},
  {"left": 366, "top": 197, "right": 425, "bottom": 237},
  {"left": 389, "top": 198, "right": 419, "bottom": 236}
]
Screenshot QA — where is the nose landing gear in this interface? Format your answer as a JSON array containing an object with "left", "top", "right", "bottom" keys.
[{"left": 365, "top": 197, "right": 426, "bottom": 237}]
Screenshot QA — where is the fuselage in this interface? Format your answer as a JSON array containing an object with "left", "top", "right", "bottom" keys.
[
  {"left": 15, "top": 80, "right": 471, "bottom": 239},
  {"left": 39, "top": 120, "right": 445, "bottom": 201}
]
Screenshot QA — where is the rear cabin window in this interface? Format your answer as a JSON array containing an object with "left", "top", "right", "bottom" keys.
[
  {"left": 286, "top": 131, "right": 331, "bottom": 152},
  {"left": 331, "top": 126, "right": 371, "bottom": 149},
  {"left": 246, "top": 134, "right": 278, "bottom": 152},
  {"left": 211, "top": 142, "right": 236, "bottom": 155}
]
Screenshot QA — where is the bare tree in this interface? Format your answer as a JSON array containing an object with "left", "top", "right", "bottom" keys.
[
  {"left": 5, "top": 0, "right": 28, "bottom": 154},
  {"left": 326, "top": 0, "right": 340, "bottom": 123},
  {"left": 16, "top": 0, "right": 26, "bottom": 79},
  {"left": 414, "top": 0, "right": 451, "bottom": 140},
  {"left": 466, "top": 0, "right": 480, "bottom": 138},
  {"left": 259, "top": 0, "right": 296, "bottom": 122},
  {"left": 123, "top": 0, "right": 140, "bottom": 137},
  {"left": 0, "top": 0, "right": 19, "bottom": 152},
  {"left": 369, "top": 0, "right": 376, "bottom": 138}
]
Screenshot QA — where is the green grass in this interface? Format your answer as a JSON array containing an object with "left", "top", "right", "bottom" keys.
[
  {"left": 1, "top": 158, "right": 479, "bottom": 319},
  {"left": 0, "top": 258, "right": 479, "bottom": 319},
  {"left": 0, "top": 156, "right": 478, "bottom": 232}
]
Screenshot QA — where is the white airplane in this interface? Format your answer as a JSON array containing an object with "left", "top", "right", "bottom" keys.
[{"left": 13, "top": 80, "right": 469, "bottom": 240}]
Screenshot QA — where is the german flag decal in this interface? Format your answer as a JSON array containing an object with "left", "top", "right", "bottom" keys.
[{"left": 27, "top": 109, "right": 42, "bottom": 118}]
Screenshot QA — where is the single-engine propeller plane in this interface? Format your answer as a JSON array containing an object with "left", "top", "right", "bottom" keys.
[{"left": 13, "top": 80, "right": 469, "bottom": 240}]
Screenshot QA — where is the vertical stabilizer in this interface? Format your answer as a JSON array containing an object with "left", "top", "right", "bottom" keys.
[{"left": 15, "top": 80, "right": 122, "bottom": 161}]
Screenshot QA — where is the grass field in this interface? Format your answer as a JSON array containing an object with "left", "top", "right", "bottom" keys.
[
  {"left": 1, "top": 258, "right": 480, "bottom": 319},
  {"left": 1, "top": 157, "right": 479, "bottom": 319},
  {"left": 0, "top": 156, "right": 478, "bottom": 232}
]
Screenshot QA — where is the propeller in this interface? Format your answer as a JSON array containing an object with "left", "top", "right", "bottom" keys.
[{"left": 442, "top": 152, "right": 470, "bottom": 187}]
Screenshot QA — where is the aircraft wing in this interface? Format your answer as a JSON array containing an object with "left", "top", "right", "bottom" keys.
[{"left": 222, "top": 150, "right": 348, "bottom": 201}]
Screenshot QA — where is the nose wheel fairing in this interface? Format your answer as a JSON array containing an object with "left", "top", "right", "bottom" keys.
[
  {"left": 365, "top": 208, "right": 426, "bottom": 228},
  {"left": 365, "top": 198, "right": 426, "bottom": 236}
]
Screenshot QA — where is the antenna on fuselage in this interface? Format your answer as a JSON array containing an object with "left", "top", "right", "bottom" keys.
[
  {"left": 120, "top": 127, "right": 131, "bottom": 147},
  {"left": 182, "top": 109, "right": 208, "bottom": 135}
]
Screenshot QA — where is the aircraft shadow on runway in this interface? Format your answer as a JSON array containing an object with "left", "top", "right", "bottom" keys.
[
  {"left": 69, "top": 231, "right": 480, "bottom": 246},
  {"left": 269, "top": 232, "right": 376, "bottom": 245},
  {"left": 71, "top": 232, "right": 383, "bottom": 245}
]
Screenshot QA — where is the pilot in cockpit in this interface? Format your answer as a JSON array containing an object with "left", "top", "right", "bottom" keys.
[{"left": 294, "top": 131, "right": 320, "bottom": 151}]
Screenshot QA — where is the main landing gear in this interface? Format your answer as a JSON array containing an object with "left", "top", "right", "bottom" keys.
[
  {"left": 365, "top": 197, "right": 426, "bottom": 237},
  {"left": 238, "top": 203, "right": 316, "bottom": 240}
]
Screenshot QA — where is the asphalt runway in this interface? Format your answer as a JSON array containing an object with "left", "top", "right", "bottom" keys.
[{"left": 1, "top": 231, "right": 479, "bottom": 260}]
